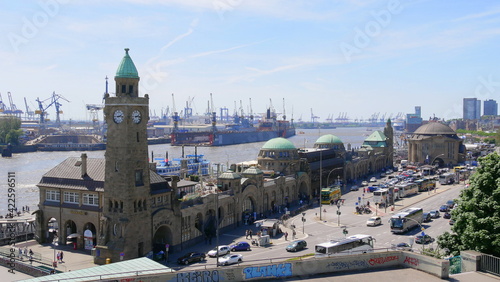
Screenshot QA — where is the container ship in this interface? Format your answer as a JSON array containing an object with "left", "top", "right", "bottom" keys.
[{"left": 170, "top": 108, "right": 295, "bottom": 146}]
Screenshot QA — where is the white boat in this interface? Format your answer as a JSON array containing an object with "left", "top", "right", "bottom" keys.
[{"left": 155, "top": 154, "right": 210, "bottom": 177}]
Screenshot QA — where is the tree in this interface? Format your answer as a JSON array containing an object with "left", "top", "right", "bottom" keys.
[
  {"left": 438, "top": 152, "right": 500, "bottom": 257},
  {"left": 0, "top": 116, "right": 21, "bottom": 144}
]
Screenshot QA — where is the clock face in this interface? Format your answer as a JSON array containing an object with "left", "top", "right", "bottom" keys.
[
  {"left": 132, "top": 110, "right": 142, "bottom": 124},
  {"left": 113, "top": 110, "right": 124, "bottom": 124}
]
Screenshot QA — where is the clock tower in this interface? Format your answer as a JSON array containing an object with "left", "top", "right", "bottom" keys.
[{"left": 95, "top": 48, "right": 151, "bottom": 264}]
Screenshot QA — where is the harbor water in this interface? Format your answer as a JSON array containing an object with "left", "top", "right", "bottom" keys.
[{"left": 0, "top": 127, "right": 376, "bottom": 216}]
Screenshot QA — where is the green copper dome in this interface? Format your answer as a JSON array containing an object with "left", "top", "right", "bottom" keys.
[
  {"left": 262, "top": 138, "right": 296, "bottom": 150},
  {"left": 115, "top": 48, "right": 139, "bottom": 79},
  {"left": 316, "top": 134, "right": 343, "bottom": 144}
]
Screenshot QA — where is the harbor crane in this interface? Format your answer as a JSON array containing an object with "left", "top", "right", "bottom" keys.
[
  {"left": 86, "top": 104, "right": 104, "bottom": 135},
  {"left": 0, "top": 93, "right": 7, "bottom": 113},
  {"left": 53, "top": 93, "right": 69, "bottom": 127},
  {"left": 24, "top": 97, "right": 35, "bottom": 120},
  {"left": 36, "top": 91, "right": 70, "bottom": 128},
  {"left": 310, "top": 108, "right": 319, "bottom": 123},
  {"left": 8, "top": 92, "right": 23, "bottom": 117}
]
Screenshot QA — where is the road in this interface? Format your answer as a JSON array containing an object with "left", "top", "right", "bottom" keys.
[{"left": 170, "top": 179, "right": 465, "bottom": 270}]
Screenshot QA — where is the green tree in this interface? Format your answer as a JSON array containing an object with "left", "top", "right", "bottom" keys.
[
  {"left": 438, "top": 153, "right": 500, "bottom": 256},
  {"left": 0, "top": 116, "right": 21, "bottom": 144},
  {"left": 5, "top": 129, "right": 23, "bottom": 145}
]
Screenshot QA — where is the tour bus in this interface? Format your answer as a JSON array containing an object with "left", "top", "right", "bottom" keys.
[
  {"left": 320, "top": 186, "right": 341, "bottom": 205},
  {"left": 395, "top": 182, "right": 418, "bottom": 198},
  {"left": 439, "top": 173, "right": 455, "bottom": 185},
  {"left": 314, "top": 234, "right": 375, "bottom": 257},
  {"left": 373, "top": 188, "right": 388, "bottom": 207},
  {"left": 390, "top": 207, "right": 423, "bottom": 234},
  {"left": 415, "top": 178, "right": 436, "bottom": 192}
]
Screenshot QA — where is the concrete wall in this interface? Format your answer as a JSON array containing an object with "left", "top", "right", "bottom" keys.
[
  {"left": 461, "top": 250, "right": 482, "bottom": 273},
  {"left": 99, "top": 250, "right": 450, "bottom": 281}
]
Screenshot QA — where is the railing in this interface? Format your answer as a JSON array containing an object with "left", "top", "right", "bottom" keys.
[{"left": 481, "top": 253, "right": 500, "bottom": 277}]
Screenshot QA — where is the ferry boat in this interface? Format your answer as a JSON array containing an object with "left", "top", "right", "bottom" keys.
[{"left": 154, "top": 154, "right": 210, "bottom": 177}]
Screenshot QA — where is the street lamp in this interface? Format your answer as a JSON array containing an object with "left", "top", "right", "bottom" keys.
[
  {"left": 336, "top": 201, "right": 341, "bottom": 226},
  {"left": 301, "top": 213, "right": 306, "bottom": 234},
  {"left": 326, "top": 167, "right": 343, "bottom": 188}
]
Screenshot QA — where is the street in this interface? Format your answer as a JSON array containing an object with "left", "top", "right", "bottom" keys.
[{"left": 170, "top": 180, "right": 465, "bottom": 271}]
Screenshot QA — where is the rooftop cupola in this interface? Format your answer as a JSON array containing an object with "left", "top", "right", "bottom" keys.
[{"left": 114, "top": 48, "right": 140, "bottom": 97}]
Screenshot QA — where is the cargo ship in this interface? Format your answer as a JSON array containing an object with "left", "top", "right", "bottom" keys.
[{"left": 170, "top": 108, "right": 295, "bottom": 146}]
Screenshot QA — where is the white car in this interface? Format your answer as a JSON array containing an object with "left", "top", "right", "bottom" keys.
[
  {"left": 366, "top": 216, "right": 382, "bottom": 226},
  {"left": 218, "top": 253, "right": 243, "bottom": 266},
  {"left": 207, "top": 245, "right": 230, "bottom": 257},
  {"left": 361, "top": 181, "right": 369, "bottom": 186},
  {"left": 369, "top": 177, "right": 377, "bottom": 182}
]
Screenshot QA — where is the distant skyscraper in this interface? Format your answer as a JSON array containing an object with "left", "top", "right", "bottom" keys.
[
  {"left": 483, "top": 99, "right": 498, "bottom": 116},
  {"left": 415, "top": 106, "right": 421, "bottom": 117},
  {"left": 463, "top": 98, "right": 481, "bottom": 120}
]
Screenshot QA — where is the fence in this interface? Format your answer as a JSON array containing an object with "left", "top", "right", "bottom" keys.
[{"left": 480, "top": 253, "right": 500, "bottom": 277}]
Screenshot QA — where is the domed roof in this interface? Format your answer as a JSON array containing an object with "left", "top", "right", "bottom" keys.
[
  {"left": 315, "top": 134, "right": 343, "bottom": 144},
  {"left": 413, "top": 122, "right": 456, "bottom": 135},
  {"left": 242, "top": 166, "right": 263, "bottom": 175},
  {"left": 115, "top": 48, "right": 139, "bottom": 79},
  {"left": 262, "top": 138, "right": 296, "bottom": 150},
  {"left": 218, "top": 170, "right": 241, "bottom": 179}
]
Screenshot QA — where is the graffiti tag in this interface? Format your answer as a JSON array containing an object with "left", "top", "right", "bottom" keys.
[
  {"left": 176, "top": 270, "right": 220, "bottom": 282},
  {"left": 368, "top": 255, "right": 399, "bottom": 266},
  {"left": 243, "top": 263, "right": 292, "bottom": 279},
  {"left": 404, "top": 256, "right": 419, "bottom": 266},
  {"left": 326, "top": 260, "right": 369, "bottom": 270}
]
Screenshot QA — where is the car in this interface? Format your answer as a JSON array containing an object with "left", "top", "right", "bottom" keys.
[
  {"left": 429, "top": 210, "right": 440, "bottom": 218},
  {"left": 207, "top": 245, "right": 230, "bottom": 257},
  {"left": 361, "top": 181, "right": 369, "bottom": 186},
  {"left": 415, "top": 234, "right": 434, "bottom": 244},
  {"left": 449, "top": 219, "right": 455, "bottom": 225},
  {"left": 393, "top": 242, "right": 412, "bottom": 251},
  {"left": 446, "top": 200, "right": 455, "bottom": 208},
  {"left": 286, "top": 240, "right": 307, "bottom": 252},
  {"left": 177, "top": 252, "right": 206, "bottom": 265},
  {"left": 230, "top": 241, "right": 251, "bottom": 251},
  {"left": 366, "top": 216, "right": 382, "bottom": 226},
  {"left": 443, "top": 212, "right": 451, "bottom": 219},
  {"left": 369, "top": 177, "right": 377, "bottom": 182},
  {"left": 439, "top": 205, "right": 449, "bottom": 212},
  {"left": 218, "top": 253, "right": 243, "bottom": 266},
  {"left": 350, "top": 185, "right": 359, "bottom": 191},
  {"left": 422, "top": 212, "right": 432, "bottom": 223},
  {"left": 368, "top": 186, "right": 379, "bottom": 192}
]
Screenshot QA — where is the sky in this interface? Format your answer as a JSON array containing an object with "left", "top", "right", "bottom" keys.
[{"left": 1, "top": 0, "right": 500, "bottom": 123}]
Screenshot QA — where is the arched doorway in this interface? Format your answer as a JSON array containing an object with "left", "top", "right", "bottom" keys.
[
  {"left": 83, "top": 222, "right": 96, "bottom": 250},
  {"left": 47, "top": 217, "right": 58, "bottom": 242},
  {"left": 153, "top": 225, "right": 173, "bottom": 255},
  {"left": 194, "top": 212, "right": 204, "bottom": 234},
  {"left": 242, "top": 197, "right": 256, "bottom": 225}
]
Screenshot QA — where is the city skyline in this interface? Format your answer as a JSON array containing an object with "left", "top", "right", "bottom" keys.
[{"left": 1, "top": 1, "right": 500, "bottom": 122}]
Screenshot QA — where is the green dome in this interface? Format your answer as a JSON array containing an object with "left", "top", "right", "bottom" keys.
[
  {"left": 243, "top": 167, "right": 263, "bottom": 175},
  {"left": 315, "top": 134, "right": 343, "bottom": 144},
  {"left": 218, "top": 170, "right": 242, "bottom": 179},
  {"left": 262, "top": 138, "right": 296, "bottom": 150},
  {"left": 115, "top": 48, "right": 139, "bottom": 79}
]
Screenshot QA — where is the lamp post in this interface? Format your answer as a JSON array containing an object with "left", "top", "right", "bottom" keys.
[
  {"left": 326, "top": 167, "right": 343, "bottom": 188},
  {"left": 336, "top": 201, "right": 341, "bottom": 226},
  {"left": 405, "top": 217, "right": 426, "bottom": 252},
  {"left": 301, "top": 213, "right": 306, "bottom": 234}
]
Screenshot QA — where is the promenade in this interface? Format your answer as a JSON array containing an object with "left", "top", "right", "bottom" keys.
[{"left": 2, "top": 181, "right": 498, "bottom": 281}]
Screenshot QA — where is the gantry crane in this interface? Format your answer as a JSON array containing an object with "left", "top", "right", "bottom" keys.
[
  {"left": 24, "top": 97, "right": 35, "bottom": 120},
  {"left": 0, "top": 93, "right": 7, "bottom": 113},
  {"left": 7, "top": 92, "right": 23, "bottom": 117}
]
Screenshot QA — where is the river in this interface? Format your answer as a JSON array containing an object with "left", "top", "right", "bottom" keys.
[{"left": 0, "top": 127, "right": 377, "bottom": 215}]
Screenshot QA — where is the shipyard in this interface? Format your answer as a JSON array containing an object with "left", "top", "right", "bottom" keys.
[{"left": 1, "top": 2, "right": 500, "bottom": 282}]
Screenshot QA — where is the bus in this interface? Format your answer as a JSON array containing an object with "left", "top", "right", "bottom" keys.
[
  {"left": 320, "top": 186, "right": 341, "bottom": 204},
  {"left": 390, "top": 207, "right": 423, "bottom": 234},
  {"left": 439, "top": 173, "right": 455, "bottom": 185},
  {"left": 415, "top": 178, "right": 436, "bottom": 192},
  {"left": 373, "top": 188, "right": 388, "bottom": 207},
  {"left": 395, "top": 182, "right": 418, "bottom": 198},
  {"left": 314, "top": 234, "right": 375, "bottom": 257}
]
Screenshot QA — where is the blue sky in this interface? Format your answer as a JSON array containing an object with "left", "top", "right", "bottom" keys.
[{"left": 1, "top": 0, "right": 499, "bottom": 123}]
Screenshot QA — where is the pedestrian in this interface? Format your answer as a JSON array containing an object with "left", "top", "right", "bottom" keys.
[
  {"left": 249, "top": 230, "right": 253, "bottom": 239},
  {"left": 60, "top": 251, "right": 64, "bottom": 263},
  {"left": 284, "top": 232, "right": 288, "bottom": 241},
  {"left": 57, "top": 251, "right": 60, "bottom": 263},
  {"left": 292, "top": 230, "right": 296, "bottom": 240},
  {"left": 367, "top": 201, "right": 370, "bottom": 207},
  {"left": 245, "top": 230, "right": 249, "bottom": 239},
  {"left": 29, "top": 249, "right": 34, "bottom": 256},
  {"left": 18, "top": 247, "right": 23, "bottom": 259},
  {"left": 24, "top": 246, "right": 28, "bottom": 257},
  {"left": 342, "top": 199, "right": 345, "bottom": 205}
]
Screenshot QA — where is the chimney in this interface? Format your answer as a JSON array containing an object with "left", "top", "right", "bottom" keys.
[{"left": 81, "top": 153, "right": 88, "bottom": 177}]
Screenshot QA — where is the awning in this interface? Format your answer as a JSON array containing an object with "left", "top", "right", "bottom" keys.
[{"left": 66, "top": 233, "right": 81, "bottom": 239}]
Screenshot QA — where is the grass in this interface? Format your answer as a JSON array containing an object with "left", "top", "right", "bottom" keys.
[{"left": 285, "top": 253, "right": 314, "bottom": 261}]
